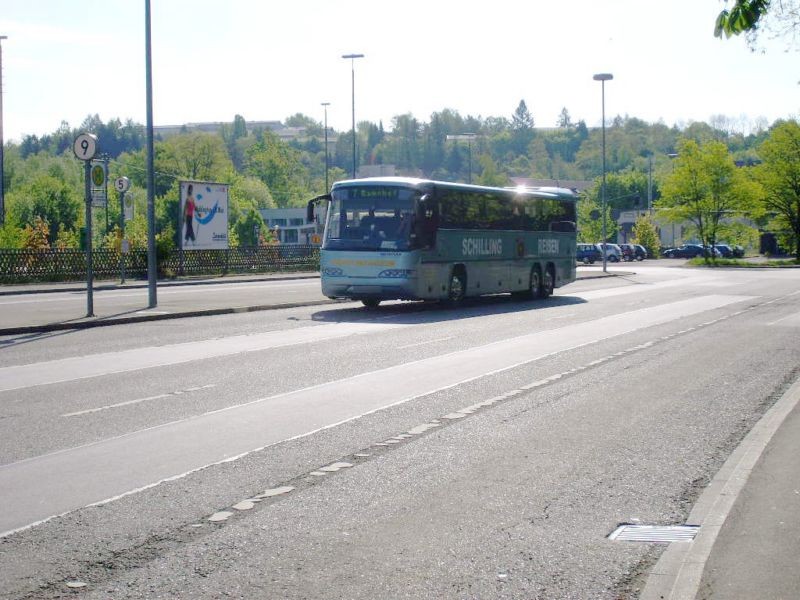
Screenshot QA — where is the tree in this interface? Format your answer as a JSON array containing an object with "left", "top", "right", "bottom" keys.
[
  {"left": 474, "top": 155, "right": 508, "bottom": 187},
  {"left": 390, "top": 113, "right": 421, "bottom": 171},
  {"left": 162, "top": 132, "right": 232, "bottom": 182},
  {"left": 631, "top": 214, "right": 661, "bottom": 258},
  {"left": 228, "top": 199, "right": 267, "bottom": 247},
  {"left": 577, "top": 194, "right": 619, "bottom": 243},
  {"left": 7, "top": 174, "right": 81, "bottom": 243},
  {"left": 0, "top": 222, "right": 25, "bottom": 248},
  {"left": 245, "top": 130, "right": 311, "bottom": 207},
  {"left": 285, "top": 113, "right": 322, "bottom": 137},
  {"left": 22, "top": 216, "right": 51, "bottom": 250},
  {"left": 659, "top": 138, "right": 761, "bottom": 260},
  {"left": 582, "top": 171, "right": 652, "bottom": 213},
  {"left": 511, "top": 100, "right": 535, "bottom": 155},
  {"left": 77, "top": 115, "right": 144, "bottom": 158},
  {"left": 758, "top": 120, "right": 800, "bottom": 260},
  {"left": 715, "top": 0, "right": 800, "bottom": 49},
  {"left": 227, "top": 174, "right": 272, "bottom": 247},
  {"left": 221, "top": 114, "right": 249, "bottom": 169},
  {"left": 557, "top": 107, "right": 572, "bottom": 128}
]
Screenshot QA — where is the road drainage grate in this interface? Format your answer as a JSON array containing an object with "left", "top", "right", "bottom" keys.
[{"left": 608, "top": 524, "right": 700, "bottom": 543}]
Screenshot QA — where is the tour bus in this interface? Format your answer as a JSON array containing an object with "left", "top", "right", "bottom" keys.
[{"left": 307, "top": 177, "right": 577, "bottom": 308}]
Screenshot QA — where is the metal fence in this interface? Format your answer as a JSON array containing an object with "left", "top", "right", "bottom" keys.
[{"left": 0, "top": 246, "right": 320, "bottom": 284}]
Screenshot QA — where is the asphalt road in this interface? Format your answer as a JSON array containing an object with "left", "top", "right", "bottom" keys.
[{"left": 1, "top": 264, "right": 799, "bottom": 599}]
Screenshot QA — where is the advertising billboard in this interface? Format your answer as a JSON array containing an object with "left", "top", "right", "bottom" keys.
[{"left": 180, "top": 181, "right": 229, "bottom": 249}]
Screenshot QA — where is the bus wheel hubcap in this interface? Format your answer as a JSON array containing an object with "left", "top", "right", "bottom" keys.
[
  {"left": 531, "top": 272, "right": 540, "bottom": 295},
  {"left": 450, "top": 275, "right": 464, "bottom": 300}
]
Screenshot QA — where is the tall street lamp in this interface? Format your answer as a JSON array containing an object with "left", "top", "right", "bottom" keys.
[
  {"left": 0, "top": 35, "right": 7, "bottom": 225},
  {"left": 321, "top": 102, "right": 330, "bottom": 191},
  {"left": 593, "top": 72, "right": 613, "bottom": 273},
  {"left": 342, "top": 53, "right": 364, "bottom": 179},
  {"left": 145, "top": 0, "right": 157, "bottom": 307}
]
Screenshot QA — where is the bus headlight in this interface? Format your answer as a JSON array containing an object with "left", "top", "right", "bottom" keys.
[
  {"left": 322, "top": 267, "right": 344, "bottom": 277},
  {"left": 378, "top": 269, "right": 415, "bottom": 279}
]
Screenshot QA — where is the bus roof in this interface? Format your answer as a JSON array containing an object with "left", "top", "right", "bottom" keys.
[{"left": 332, "top": 177, "right": 578, "bottom": 201}]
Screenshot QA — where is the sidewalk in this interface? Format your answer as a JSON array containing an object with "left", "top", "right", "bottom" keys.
[
  {"left": 641, "top": 374, "right": 800, "bottom": 600},
  {"left": 0, "top": 271, "right": 328, "bottom": 335}
]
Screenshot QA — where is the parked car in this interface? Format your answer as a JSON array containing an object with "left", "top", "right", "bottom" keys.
[
  {"left": 596, "top": 243, "right": 622, "bottom": 262},
  {"left": 619, "top": 243, "right": 647, "bottom": 261},
  {"left": 663, "top": 244, "right": 720, "bottom": 259},
  {"left": 713, "top": 243, "right": 744, "bottom": 258},
  {"left": 576, "top": 243, "right": 602, "bottom": 264}
]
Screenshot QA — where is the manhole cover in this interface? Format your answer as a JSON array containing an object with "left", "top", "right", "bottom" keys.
[{"left": 608, "top": 524, "right": 699, "bottom": 543}]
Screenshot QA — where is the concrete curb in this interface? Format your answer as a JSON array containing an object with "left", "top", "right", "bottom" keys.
[
  {"left": 0, "top": 299, "right": 341, "bottom": 336},
  {"left": 640, "top": 375, "right": 800, "bottom": 600}
]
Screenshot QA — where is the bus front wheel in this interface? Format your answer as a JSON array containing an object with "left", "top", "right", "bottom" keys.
[{"left": 361, "top": 298, "right": 381, "bottom": 309}]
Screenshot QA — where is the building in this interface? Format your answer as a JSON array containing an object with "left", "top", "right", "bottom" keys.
[
  {"left": 153, "top": 120, "right": 337, "bottom": 144},
  {"left": 260, "top": 207, "right": 320, "bottom": 245},
  {"left": 617, "top": 210, "right": 685, "bottom": 247},
  {"left": 357, "top": 164, "right": 397, "bottom": 178}
]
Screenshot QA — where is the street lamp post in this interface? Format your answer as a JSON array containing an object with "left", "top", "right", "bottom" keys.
[
  {"left": 593, "top": 72, "right": 613, "bottom": 273},
  {"left": 145, "top": 0, "right": 157, "bottom": 307},
  {"left": 342, "top": 53, "right": 364, "bottom": 179},
  {"left": 0, "top": 35, "right": 8, "bottom": 226},
  {"left": 321, "top": 102, "right": 330, "bottom": 191}
]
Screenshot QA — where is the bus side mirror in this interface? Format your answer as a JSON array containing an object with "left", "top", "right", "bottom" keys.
[
  {"left": 306, "top": 194, "right": 331, "bottom": 223},
  {"left": 306, "top": 201, "right": 315, "bottom": 223}
]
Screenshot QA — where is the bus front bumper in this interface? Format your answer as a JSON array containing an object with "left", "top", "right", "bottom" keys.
[{"left": 322, "top": 279, "right": 419, "bottom": 301}]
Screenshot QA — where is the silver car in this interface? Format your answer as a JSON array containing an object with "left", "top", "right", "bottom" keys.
[{"left": 595, "top": 242, "right": 622, "bottom": 262}]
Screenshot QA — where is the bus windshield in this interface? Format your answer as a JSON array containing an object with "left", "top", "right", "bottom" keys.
[{"left": 325, "top": 185, "right": 420, "bottom": 251}]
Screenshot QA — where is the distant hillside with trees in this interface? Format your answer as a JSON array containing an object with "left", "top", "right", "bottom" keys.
[{"left": 1, "top": 105, "right": 797, "bottom": 260}]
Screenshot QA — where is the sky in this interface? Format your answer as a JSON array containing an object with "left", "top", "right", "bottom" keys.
[{"left": 1, "top": 0, "right": 798, "bottom": 143}]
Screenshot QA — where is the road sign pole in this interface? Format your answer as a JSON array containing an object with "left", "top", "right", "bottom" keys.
[
  {"left": 114, "top": 177, "right": 130, "bottom": 285},
  {"left": 84, "top": 161, "right": 94, "bottom": 316},
  {"left": 74, "top": 132, "right": 98, "bottom": 318},
  {"left": 119, "top": 189, "right": 126, "bottom": 283}
]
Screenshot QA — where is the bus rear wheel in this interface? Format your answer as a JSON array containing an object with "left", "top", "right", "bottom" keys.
[
  {"left": 447, "top": 270, "right": 466, "bottom": 304},
  {"left": 528, "top": 266, "right": 542, "bottom": 299},
  {"left": 540, "top": 265, "right": 554, "bottom": 299},
  {"left": 361, "top": 298, "right": 381, "bottom": 308}
]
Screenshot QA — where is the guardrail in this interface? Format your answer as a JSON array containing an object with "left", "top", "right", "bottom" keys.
[{"left": 0, "top": 246, "right": 320, "bottom": 283}]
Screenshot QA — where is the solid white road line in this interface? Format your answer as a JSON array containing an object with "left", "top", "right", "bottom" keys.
[{"left": 0, "top": 320, "right": 408, "bottom": 393}]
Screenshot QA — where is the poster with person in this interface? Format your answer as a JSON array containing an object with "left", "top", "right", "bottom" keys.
[{"left": 179, "top": 181, "right": 229, "bottom": 249}]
